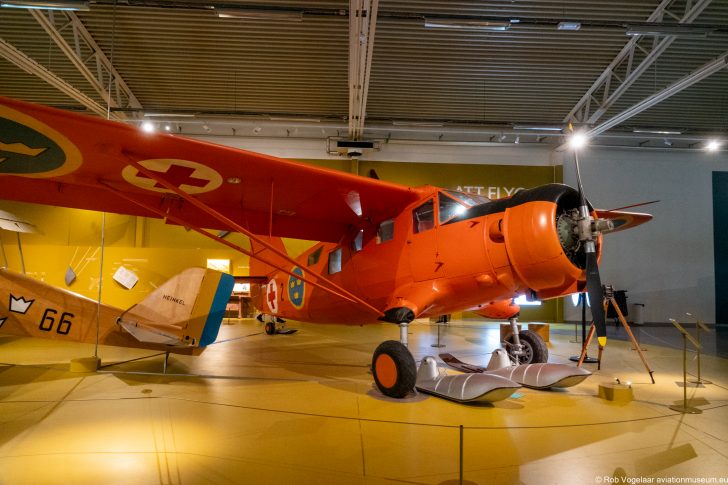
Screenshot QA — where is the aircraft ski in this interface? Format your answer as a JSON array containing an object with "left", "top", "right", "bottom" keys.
[
  {"left": 439, "top": 351, "right": 591, "bottom": 390},
  {"left": 415, "top": 356, "right": 521, "bottom": 403}
]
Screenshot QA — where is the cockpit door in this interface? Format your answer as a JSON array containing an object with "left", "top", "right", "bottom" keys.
[{"left": 408, "top": 198, "right": 440, "bottom": 281}]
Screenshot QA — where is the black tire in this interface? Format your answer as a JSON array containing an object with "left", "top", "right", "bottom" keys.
[
  {"left": 264, "top": 321, "right": 276, "bottom": 335},
  {"left": 504, "top": 329, "right": 548, "bottom": 364},
  {"left": 371, "top": 340, "right": 417, "bottom": 398}
]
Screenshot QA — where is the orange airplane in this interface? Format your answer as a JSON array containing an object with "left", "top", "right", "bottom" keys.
[{"left": 0, "top": 97, "right": 650, "bottom": 398}]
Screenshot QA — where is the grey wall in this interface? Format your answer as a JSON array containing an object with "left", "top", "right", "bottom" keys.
[{"left": 558, "top": 147, "right": 728, "bottom": 324}]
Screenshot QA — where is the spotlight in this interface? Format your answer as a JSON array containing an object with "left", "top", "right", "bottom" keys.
[
  {"left": 569, "top": 132, "right": 588, "bottom": 150},
  {"left": 141, "top": 121, "right": 154, "bottom": 133},
  {"left": 706, "top": 139, "right": 722, "bottom": 152}
]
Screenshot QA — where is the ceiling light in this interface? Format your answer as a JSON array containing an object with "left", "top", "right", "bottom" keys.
[
  {"left": 269, "top": 116, "right": 321, "bottom": 123},
  {"left": 392, "top": 121, "right": 445, "bottom": 127},
  {"left": 625, "top": 24, "right": 716, "bottom": 37},
  {"left": 215, "top": 8, "right": 303, "bottom": 21},
  {"left": 513, "top": 124, "right": 563, "bottom": 131},
  {"left": 424, "top": 18, "right": 511, "bottom": 31},
  {"left": 706, "top": 139, "right": 722, "bottom": 152},
  {"left": 144, "top": 112, "right": 195, "bottom": 118},
  {"left": 569, "top": 132, "right": 588, "bottom": 149},
  {"left": 632, "top": 128, "right": 683, "bottom": 135},
  {"left": 557, "top": 22, "right": 581, "bottom": 31},
  {"left": 1, "top": 0, "right": 88, "bottom": 10},
  {"left": 141, "top": 121, "right": 155, "bottom": 133}
]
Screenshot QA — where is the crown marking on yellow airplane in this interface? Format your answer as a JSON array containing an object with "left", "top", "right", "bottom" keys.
[{"left": 9, "top": 294, "right": 34, "bottom": 314}]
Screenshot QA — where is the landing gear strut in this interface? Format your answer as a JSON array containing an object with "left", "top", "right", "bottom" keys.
[
  {"left": 257, "top": 314, "right": 295, "bottom": 335},
  {"left": 503, "top": 317, "right": 548, "bottom": 364},
  {"left": 399, "top": 321, "right": 409, "bottom": 347}
]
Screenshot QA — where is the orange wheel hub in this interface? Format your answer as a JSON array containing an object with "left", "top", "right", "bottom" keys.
[{"left": 375, "top": 354, "right": 397, "bottom": 389}]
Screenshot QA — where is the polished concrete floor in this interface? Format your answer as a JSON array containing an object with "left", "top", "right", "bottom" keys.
[{"left": 1, "top": 319, "right": 727, "bottom": 485}]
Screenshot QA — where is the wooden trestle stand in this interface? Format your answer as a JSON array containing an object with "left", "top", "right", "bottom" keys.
[{"left": 577, "top": 286, "right": 655, "bottom": 384}]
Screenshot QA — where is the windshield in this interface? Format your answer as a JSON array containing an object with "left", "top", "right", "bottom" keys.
[{"left": 443, "top": 189, "right": 491, "bottom": 207}]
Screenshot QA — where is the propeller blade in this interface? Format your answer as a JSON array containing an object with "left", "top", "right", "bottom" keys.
[
  {"left": 605, "top": 200, "right": 659, "bottom": 212},
  {"left": 594, "top": 210, "right": 652, "bottom": 234},
  {"left": 585, "top": 252, "right": 607, "bottom": 347}
]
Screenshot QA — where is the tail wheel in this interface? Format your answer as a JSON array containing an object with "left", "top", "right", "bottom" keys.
[
  {"left": 371, "top": 340, "right": 416, "bottom": 398},
  {"left": 264, "top": 321, "right": 276, "bottom": 335},
  {"left": 504, "top": 329, "right": 548, "bottom": 364}
]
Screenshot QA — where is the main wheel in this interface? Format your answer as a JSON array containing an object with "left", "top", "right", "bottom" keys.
[
  {"left": 264, "top": 321, "right": 276, "bottom": 335},
  {"left": 504, "top": 329, "right": 548, "bottom": 364},
  {"left": 371, "top": 340, "right": 417, "bottom": 398}
]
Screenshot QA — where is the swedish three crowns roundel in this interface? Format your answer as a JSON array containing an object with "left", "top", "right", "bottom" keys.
[
  {"left": 0, "top": 105, "right": 82, "bottom": 178},
  {"left": 288, "top": 266, "right": 305, "bottom": 309}
]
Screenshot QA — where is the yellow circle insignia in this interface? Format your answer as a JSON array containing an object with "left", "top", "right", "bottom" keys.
[{"left": 121, "top": 159, "right": 223, "bottom": 194}]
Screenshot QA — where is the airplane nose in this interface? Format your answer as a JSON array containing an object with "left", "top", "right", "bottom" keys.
[{"left": 499, "top": 184, "right": 600, "bottom": 298}]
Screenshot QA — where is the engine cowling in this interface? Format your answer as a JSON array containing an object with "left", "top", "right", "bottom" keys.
[{"left": 501, "top": 184, "right": 600, "bottom": 299}]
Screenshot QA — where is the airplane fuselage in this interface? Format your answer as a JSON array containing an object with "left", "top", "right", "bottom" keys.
[{"left": 252, "top": 183, "right": 596, "bottom": 324}]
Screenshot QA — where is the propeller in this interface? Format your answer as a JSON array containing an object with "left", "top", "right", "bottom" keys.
[{"left": 572, "top": 146, "right": 609, "bottom": 347}]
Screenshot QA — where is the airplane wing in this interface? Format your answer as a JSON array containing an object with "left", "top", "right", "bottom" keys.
[{"left": 0, "top": 97, "right": 420, "bottom": 243}]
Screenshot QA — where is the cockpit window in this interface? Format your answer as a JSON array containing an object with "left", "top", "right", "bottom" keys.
[
  {"left": 351, "top": 229, "right": 363, "bottom": 252},
  {"left": 307, "top": 246, "right": 323, "bottom": 266},
  {"left": 412, "top": 199, "right": 435, "bottom": 233},
  {"left": 438, "top": 193, "right": 467, "bottom": 224},
  {"left": 377, "top": 219, "right": 394, "bottom": 243},
  {"left": 444, "top": 189, "right": 490, "bottom": 207},
  {"left": 328, "top": 247, "right": 342, "bottom": 274}
]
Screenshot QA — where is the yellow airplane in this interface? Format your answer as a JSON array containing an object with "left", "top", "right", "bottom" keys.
[{"left": 0, "top": 267, "right": 234, "bottom": 354}]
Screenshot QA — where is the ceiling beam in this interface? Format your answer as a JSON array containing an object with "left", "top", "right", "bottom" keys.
[
  {"left": 586, "top": 51, "right": 728, "bottom": 137},
  {"left": 555, "top": 50, "right": 728, "bottom": 150},
  {"left": 347, "top": 0, "right": 378, "bottom": 140},
  {"left": 29, "top": 10, "right": 142, "bottom": 115},
  {"left": 564, "top": 0, "right": 713, "bottom": 125},
  {"left": 0, "top": 38, "right": 119, "bottom": 119}
]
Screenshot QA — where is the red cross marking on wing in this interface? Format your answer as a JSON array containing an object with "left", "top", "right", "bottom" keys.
[{"left": 136, "top": 164, "right": 209, "bottom": 189}]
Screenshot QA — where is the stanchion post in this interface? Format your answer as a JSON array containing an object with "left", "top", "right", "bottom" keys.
[
  {"left": 459, "top": 425, "right": 464, "bottom": 485},
  {"left": 687, "top": 313, "right": 712, "bottom": 385},
  {"left": 668, "top": 319, "right": 703, "bottom": 414}
]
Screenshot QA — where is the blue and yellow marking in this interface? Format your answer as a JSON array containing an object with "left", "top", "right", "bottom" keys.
[
  {"left": 288, "top": 266, "right": 305, "bottom": 309},
  {"left": 0, "top": 105, "right": 82, "bottom": 177}
]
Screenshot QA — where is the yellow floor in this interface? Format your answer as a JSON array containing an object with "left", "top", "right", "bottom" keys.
[{"left": 1, "top": 320, "right": 727, "bottom": 484}]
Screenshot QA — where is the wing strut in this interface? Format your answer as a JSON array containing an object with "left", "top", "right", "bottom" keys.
[{"left": 100, "top": 174, "right": 382, "bottom": 317}]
